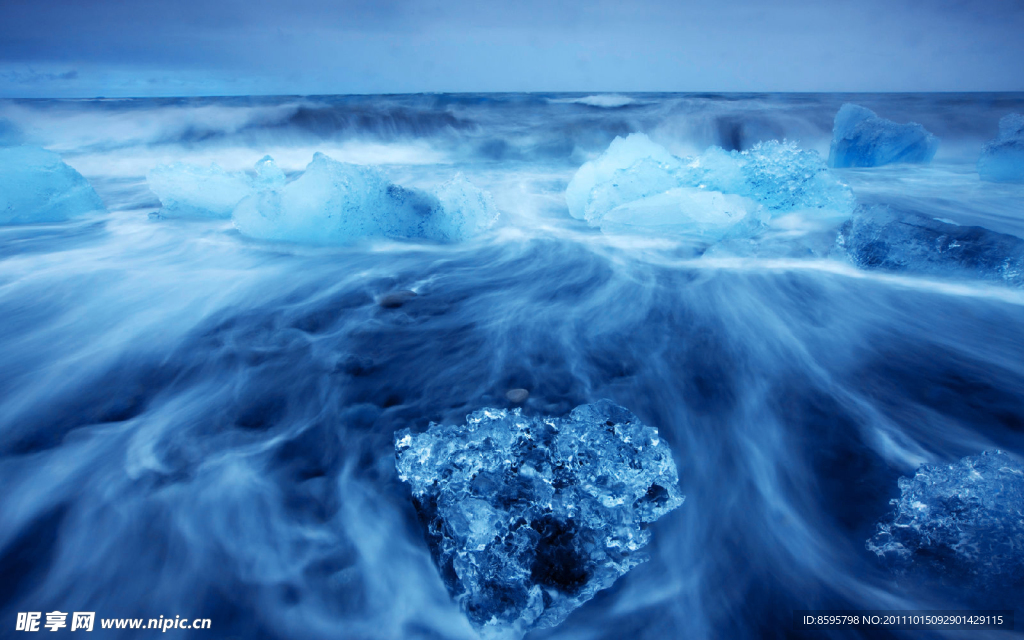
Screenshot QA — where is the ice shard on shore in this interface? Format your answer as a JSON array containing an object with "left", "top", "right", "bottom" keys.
[
  {"left": 0, "top": 146, "right": 105, "bottom": 224},
  {"left": 395, "top": 400, "right": 684, "bottom": 639},
  {"left": 827, "top": 104, "right": 939, "bottom": 168},
  {"left": 978, "top": 113, "right": 1024, "bottom": 184},
  {"left": 867, "top": 451, "right": 1024, "bottom": 596},
  {"left": 566, "top": 134, "right": 852, "bottom": 239},
  {"left": 834, "top": 205, "right": 1024, "bottom": 286}
]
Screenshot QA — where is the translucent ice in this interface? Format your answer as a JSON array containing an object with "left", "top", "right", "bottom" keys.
[
  {"left": 723, "top": 140, "right": 855, "bottom": 213},
  {"left": 147, "top": 161, "right": 256, "bottom": 219},
  {"left": 600, "top": 187, "right": 763, "bottom": 241},
  {"left": 233, "top": 152, "right": 498, "bottom": 245},
  {"left": 420, "top": 173, "right": 501, "bottom": 242},
  {"left": 565, "top": 133, "right": 683, "bottom": 223},
  {"left": 835, "top": 205, "right": 1024, "bottom": 286},
  {"left": 566, "top": 135, "right": 852, "bottom": 238},
  {"left": 978, "top": 113, "right": 1024, "bottom": 183},
  {"left": 867, "top": 451, "right": 1024, "bottom": 592},
  {"left": 828, "top": 104, "right": 939, "bottom": 168},
  {"left": 0, "top": 146, "right": 104, "bottom": 225},
  {"left": 395, "top": 400, "right": 684, "bottom": 640}
]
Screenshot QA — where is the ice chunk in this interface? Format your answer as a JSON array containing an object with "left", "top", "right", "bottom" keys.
[
  {"left": 867, "top": 451, "right": 1024, "bottom": 594},
  {"left": 0, "top": 146, "right": 104, "bottom": 225},
  {"left": 395, "top": 400, "right": 684, "bottom": 640},
  {"left": 253, "top": 154, "right": 286, "bottom": 188},
  {"left": 978, "top": 113, "right": 1024, "bottom": 183},
  {"left": 232, "top": 152, "right": 499, "bottom": 245},
  {"left": 600, "top": 187, "right": 764, "bottom": 241},
  {"left": 727, "top": 140, "right": 855, "bottom": 213},
  {"left": 420, "top": 173, "right": 501, "bottom": 242},
  {"left": 835, "top": 205, "right": 1024, "bottom": 286},
  {"left": 147, "top": 162, "right": 254, "bottom": 219},
  {"left": 565, "top": 133, "right": 683, "bottom": 222},
  {"left": 567, "top": 136, "right": 852, "bottom": 239},
  {"left": 828, "top": 104, "right": 939, "bottom": 168}
]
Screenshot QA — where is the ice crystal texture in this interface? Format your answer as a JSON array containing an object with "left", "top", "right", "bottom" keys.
[
  {"left": 867, "top": 451, "right": 1024, "bottom": 591},
  {"left": 395, "top": 400, "right": 684, "bottom": 639},
  {"left": 0, "top": 146, "right": 105, "bottom": 224},
  {"left": 828, "top": 104, "right": 939, "bottom": 168},
  {"left": 835, "top": 205, "right": 1024, "bottom": 286},
  {"left": 232, "top": 152, "right": 499, "bottom": 244},
  {"left": 566, "top": 133, "right": 851, "bottom": 239},
  {"left": 978, "top": 113, "right": 1024, "bottom": 184}
]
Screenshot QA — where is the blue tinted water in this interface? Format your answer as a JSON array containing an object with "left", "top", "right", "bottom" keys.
[{"left": 1, "top": 92, "right": 1023, "bottom": 639}]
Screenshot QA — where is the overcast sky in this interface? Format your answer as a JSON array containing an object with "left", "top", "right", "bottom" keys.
[{"left": 1, "top": 0, "right": 1022, "bottom": 97}]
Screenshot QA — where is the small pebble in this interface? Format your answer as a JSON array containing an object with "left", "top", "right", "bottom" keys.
[
  {"left": 505, "top": 388, "right": 529, "bottom": 403},
  {"left": 377, "top": 290, "right": 417, "bottom": 309}
]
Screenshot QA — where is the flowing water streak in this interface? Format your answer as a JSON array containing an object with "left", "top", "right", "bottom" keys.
[{"left": 0, "top": 93, "right": 1023, "bottom": 639}]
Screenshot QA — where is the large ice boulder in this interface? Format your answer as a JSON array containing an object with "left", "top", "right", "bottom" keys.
[
  {"left": 232, "top": 152, "right": 498, "bottom": 245},
  {"left": 867, "top": 451, "right": 1024, "bottom": 598},
  {"left": 827, "top": 104, "right": 939, "bottom": 168},
  {"left": 395, "top": 400, "right": 684, "bottom": 640},
  {"left": 566, "top": 134, "right": 852, "bottom": 240},
  {"left": 147, "top": 161, "right": 260, "bottom": 218},
  {"left": 835, "top": 205, "right": 1024, "bottom": 286},
  {"left": 978, "top": 113, "right": 1024, "bottom": 183},
  {"left": 565, "top": 133, "right": 684, "bottom": 223},
  {"left": 0, "top": 146, "right": 105, "bottom": 225}
]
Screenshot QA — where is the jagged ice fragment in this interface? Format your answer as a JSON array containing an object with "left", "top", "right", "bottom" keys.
[
  {"left": 395, "top": 400, "right": 684, "bottom": 639},
  {"left": 828, "top": 104, "right": 939, "bottom": 168},
  {"left": 978, "top": 113, "right": 1024, "bottom": 184},
  {"left": 0, "top": 146, "right": 105, "bottom": 225},
  {"left": 834, "top": 205, "right": 1024, "bottom": 286},
  {"left": 867, "top": 451, "right": 1024, "bottom": 593},
  {"left": 232, "top": 152, "right": 498, "bottom": 244}
]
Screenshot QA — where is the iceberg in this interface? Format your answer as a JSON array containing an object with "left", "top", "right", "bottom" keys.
[
  {"left": 395, "top": 400, "right": 684, "bottom": 640},
  {"left": 978, "top": 113, "right": 1024, "bottom": 183},
  {"left": 827, "top": 104, "right": 939, "bottom": 168},
  {"left": 867, "top": 451, "right": 1024, "bottom": 594},
  {"left": 147, "top": 161, "right": 256, "bottom": 219},
  {"left": 566, "top": 134, "right": 852, "bottom": 239},
  {"left": 565, "top": 133, "right": 683, "bottom": 223},
  {"left": 232, "top": 152, "right": 498, "bottom": 245},
  {"left": 0, "top": 146, "right": 104, "bottom": 225},
  {"left": 835, "top": 205, "right": 1024, "bottom": 286}
]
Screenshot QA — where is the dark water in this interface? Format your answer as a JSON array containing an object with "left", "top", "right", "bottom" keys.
[{"left": 1, "top": 93, "right": 1023, "bottom": 638}]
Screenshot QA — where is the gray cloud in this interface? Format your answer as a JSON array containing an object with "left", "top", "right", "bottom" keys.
[{"left": 0, "top": 0, "right": 1022, "bottom": 96}]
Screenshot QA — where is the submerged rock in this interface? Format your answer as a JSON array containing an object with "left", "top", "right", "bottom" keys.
[
  {"left": 377, "top": 290, "right": 417, "bottom": 309},
  {"left": 867, "top": 451, "right": 1024, "bottom": 595},
  {"left": 395, "top": 400, "right": 684, "bottom": 639},
  {"left": 835, "top": 205, "right": 1024, "bottom": 286},
  {"left": 505, "top": 388, "right": 529, "bottom": 403}
]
